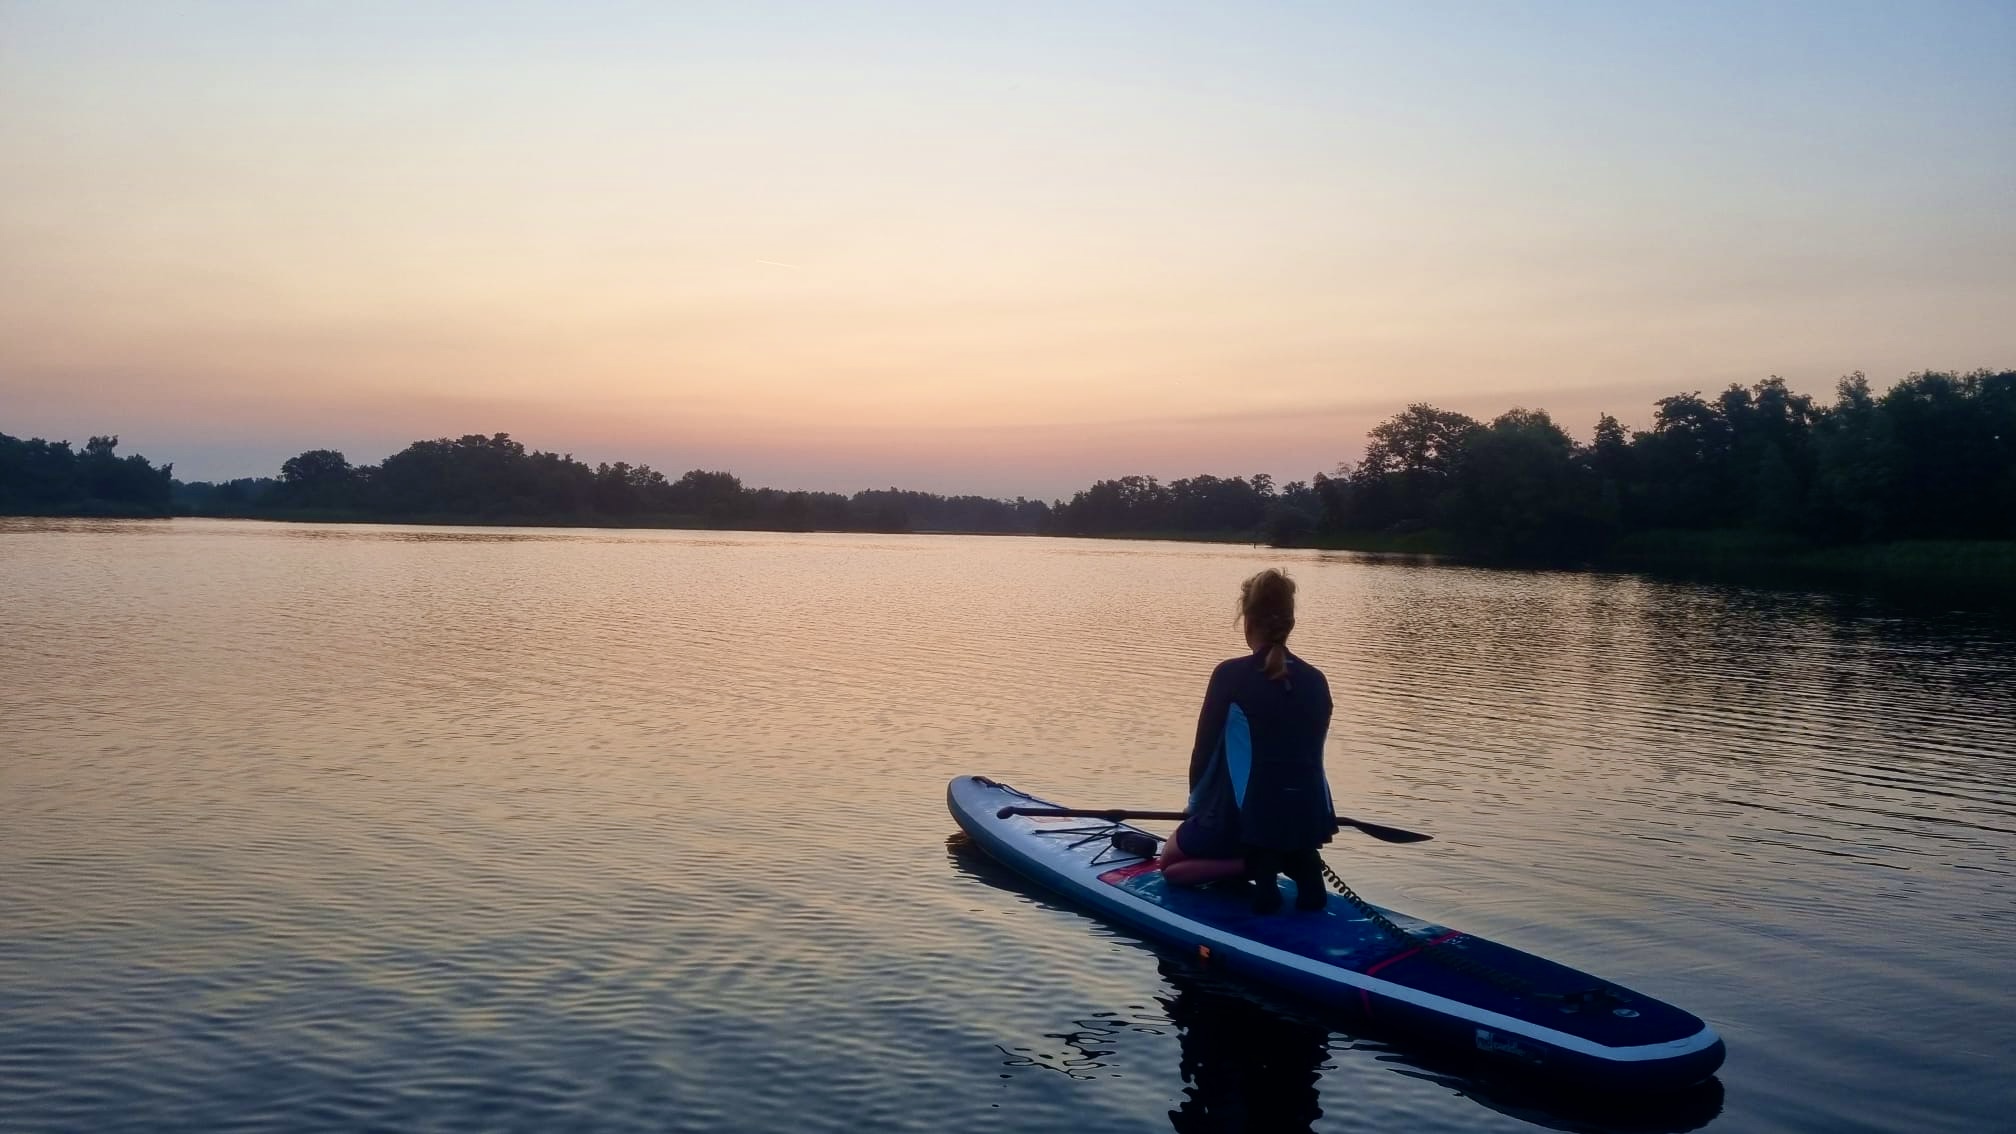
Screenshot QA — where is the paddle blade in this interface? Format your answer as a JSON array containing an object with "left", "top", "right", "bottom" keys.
[{"left": 1342, "top": 817, "right": 1433, "bottom": 843}]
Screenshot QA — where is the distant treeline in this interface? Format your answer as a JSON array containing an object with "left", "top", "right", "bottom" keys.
[
  {"left": 0, "top": 433, "right": 175, "bottom": 517},
  {"left": 1049, "top": 369, "right": 2016, "bottom": 560},
  {"left": 175, "top": 434, "right": 1052, "bottom": 533},
  {"left": 5, "top": 368, "right": 2011, "bottom": 563}
]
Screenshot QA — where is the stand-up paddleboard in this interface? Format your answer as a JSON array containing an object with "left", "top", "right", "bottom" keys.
[{"left": 949, "top": 775, "right": 1724, "bottom": 1092}]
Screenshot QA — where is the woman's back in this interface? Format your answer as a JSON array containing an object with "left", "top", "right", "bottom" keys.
[{"left": 1189, "top": 648, "right": 1336, "bottom": 851}]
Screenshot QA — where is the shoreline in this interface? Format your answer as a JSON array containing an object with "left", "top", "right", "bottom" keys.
[{"left": 8, "top": 510, "right": 2012, "bottom": 593}]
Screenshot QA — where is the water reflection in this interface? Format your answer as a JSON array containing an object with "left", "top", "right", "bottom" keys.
[
  {"left": 0, "top": 516, "right": 173, "bottom": 535},
  {"left": 277, "top": 525, "right": 586, "bottom": 543},
  {"left": 1159, "top": 960, "right": 1331, "bottom": 1133},
  {"left": 946, "top": 836, "right": 1721, "bottom": 1134}
]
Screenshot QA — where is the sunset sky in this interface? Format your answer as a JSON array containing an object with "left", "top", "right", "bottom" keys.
[{"left": 3, "top": 1, "right": 2012, "bottom": 495}]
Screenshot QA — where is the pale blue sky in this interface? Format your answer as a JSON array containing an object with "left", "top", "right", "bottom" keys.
[{"left": 3, "top": 1, "right": 2011, "bottom": 491}]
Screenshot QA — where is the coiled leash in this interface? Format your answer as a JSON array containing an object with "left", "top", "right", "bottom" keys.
[{"left": 1312, "top": 852, "right": 1625, "bottom": 1009}]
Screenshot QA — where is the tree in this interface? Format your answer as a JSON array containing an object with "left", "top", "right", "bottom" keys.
[
  {"left": 1049, "top": 475, "right": 1175, "bottom": 534},
  {"left": 1628, "top": 391, "right": 1736, "bottom": 529},
  {"left": 1348, "top": 405, "right": 1481, "bottom": 532},
  {"left": 779, "top": 490, "right": 812, "bottom": 532},
  {"left": 1590, "top": 414, "right": 1630, "bottom": 479},
  {"left": 1873, "top": 370, "right": 2011, "bottom": 538},
  {"left": 1724, "top": 377, "right": 1817, "bottom": 529},
  {"left": 1309, "top": 471, "right": 1355, "bottom": 534},
  {"left": 1355, "top": 404, "right": 1481, "bottom": 479},
  {"left": 592, "top": 462, "right": 640, "bottom": 515},
  {"left": 278, "top": 449, "right": 359, "bottom": 509},
  {"left": 0, "top": 431, "right": 172, "bottom": 515},
  {"left": 1446, "top": 408, "right": 1603, "bottom": 560}
]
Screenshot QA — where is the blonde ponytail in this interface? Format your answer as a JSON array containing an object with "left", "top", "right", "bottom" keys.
[{"left": 1238, "top": 568, "right": 1297, "bottom": 681}]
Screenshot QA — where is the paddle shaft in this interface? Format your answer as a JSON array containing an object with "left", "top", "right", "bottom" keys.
[{"left": 995, "top": 805, "right": 1431, "bottom": 844}]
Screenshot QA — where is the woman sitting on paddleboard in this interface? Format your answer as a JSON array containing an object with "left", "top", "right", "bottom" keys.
[{"left": 1159, "top": 568, "right": 1338, "bottom": 912}]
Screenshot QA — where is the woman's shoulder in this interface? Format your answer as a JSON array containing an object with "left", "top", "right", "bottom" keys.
[
  {"left": 1288, "top": 654, "right": 1332, "bottom": 699},
  {"left": 1210, "top": 653, "right": 1259, "bottom": 678}
]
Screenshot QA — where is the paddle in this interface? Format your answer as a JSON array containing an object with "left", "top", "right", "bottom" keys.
[{"left": 993, "top": 805, "right": 1432, "bottom": 844}]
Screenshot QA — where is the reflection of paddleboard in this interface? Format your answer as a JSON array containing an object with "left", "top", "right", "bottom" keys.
[{"left": 948, "top": 775, "right": 1725, "bottom": 1093}]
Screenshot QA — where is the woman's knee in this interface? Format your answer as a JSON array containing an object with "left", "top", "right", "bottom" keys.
[{"left": 1164, "top": 855, "right": 1247, "bottom": 887}]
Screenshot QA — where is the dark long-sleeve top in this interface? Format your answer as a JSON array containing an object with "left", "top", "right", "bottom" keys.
[{"left": 1182, "top": 648, "right": 1338, "bottom": 854}]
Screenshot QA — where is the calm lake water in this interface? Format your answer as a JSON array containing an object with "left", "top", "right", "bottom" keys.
[{"left": 2, "top": 518, "right": 2012, "bottom": 1133}]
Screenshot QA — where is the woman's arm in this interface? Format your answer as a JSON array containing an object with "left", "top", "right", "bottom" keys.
[{"left": 1188, "top": 664, "right": 1231, "bottom": 790}]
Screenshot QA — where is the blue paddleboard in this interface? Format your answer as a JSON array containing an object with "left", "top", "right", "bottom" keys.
[{"left": 948, "top": 775, "right": 1724, "bottom": 1092}]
